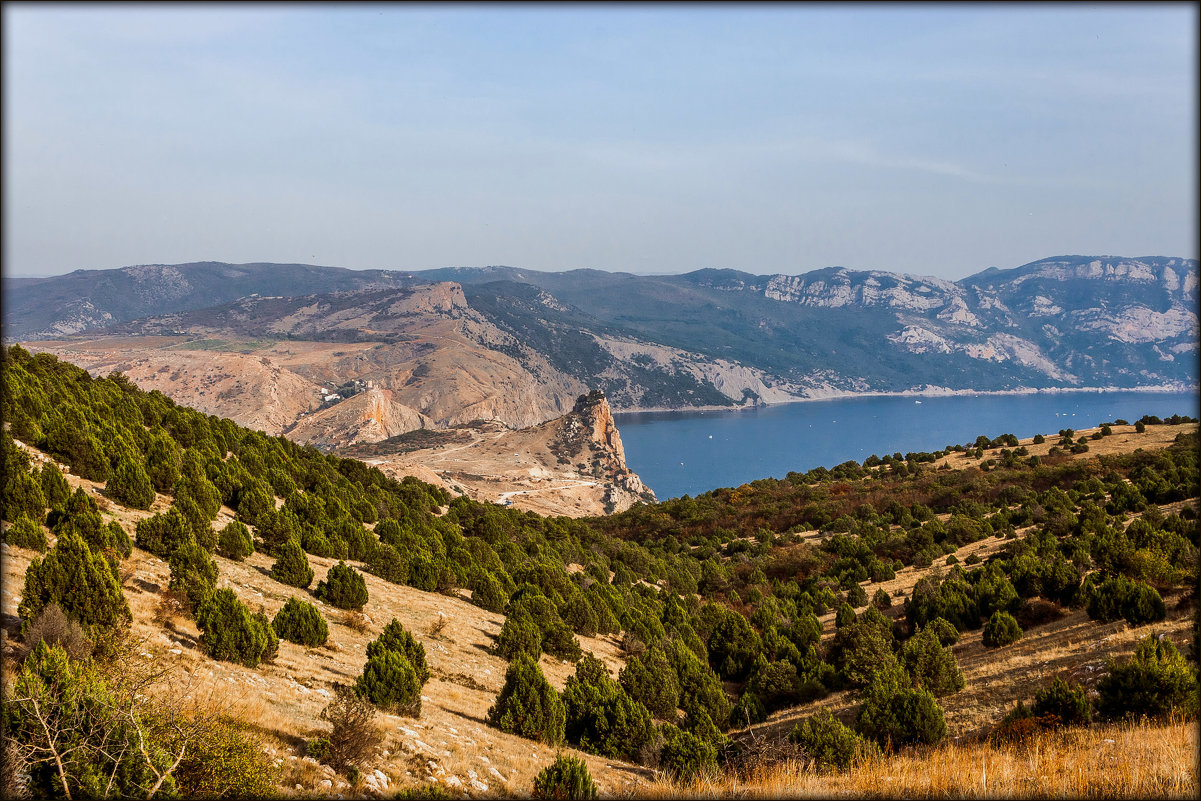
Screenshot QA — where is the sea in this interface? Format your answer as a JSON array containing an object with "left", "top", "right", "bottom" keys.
[{"left": 615, "top": 390, "right": 1200, "bottom": 501}]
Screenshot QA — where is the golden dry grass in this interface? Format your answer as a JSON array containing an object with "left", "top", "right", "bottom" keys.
[{"left": 651, "top": 714, "right": 1198, "bottom": 799}]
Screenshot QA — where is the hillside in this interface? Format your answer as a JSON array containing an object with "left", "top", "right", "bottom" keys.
[
  {"left": 8, "top": 256, "right": 1197, "bottom": 425},
  {"left": 1, "top": 345, "right": 1197, "bottom": 798}
]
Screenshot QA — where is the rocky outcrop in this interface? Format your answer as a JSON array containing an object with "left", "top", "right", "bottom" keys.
[
  {"left": 550, "top": 391, "right": 654, "bottom": 511},
  {"left": 287, "top": 388, "right": 433, "bottom": 448}
]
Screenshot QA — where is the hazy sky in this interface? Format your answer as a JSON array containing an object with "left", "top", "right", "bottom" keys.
[{"left": 4, "top": 4, "right": 1197, "bottom": 280}]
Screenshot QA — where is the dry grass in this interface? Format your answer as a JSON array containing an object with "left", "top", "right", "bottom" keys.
[{"left": 651, "top": 714, "right": 1198, "bottom": 799}]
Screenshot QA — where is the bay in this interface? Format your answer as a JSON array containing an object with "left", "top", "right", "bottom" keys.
[{"left": 616, "top": 390, "right": 1200, "bottom": 500}]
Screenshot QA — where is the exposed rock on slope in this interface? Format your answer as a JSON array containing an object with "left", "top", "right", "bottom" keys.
[
  {"left": 286, "top": 387, "right": 433, "bottom": 448},
  {"left": 359, "top": 392, "right": 656, "bottom": 517}
]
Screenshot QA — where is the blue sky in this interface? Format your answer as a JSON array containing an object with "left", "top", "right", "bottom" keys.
[{"left": 3, "top": 4, "right": 1196, "bottom": 279}]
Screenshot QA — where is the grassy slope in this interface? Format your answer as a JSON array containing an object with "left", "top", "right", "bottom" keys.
[{"left": 3, "top": 424, "right": 1197, "bottom": 798}]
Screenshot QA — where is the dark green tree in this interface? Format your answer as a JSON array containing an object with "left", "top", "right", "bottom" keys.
[
  {"left": 270, "top": 538, "right": 314, "bottom": 589},
  {"left": 217, "top": 520, "right": 254, "bottom": 561},
  {"left": 532, "top": 754, "right": 597, "bottom": 800},
  {"left": 487, "top": 653, "right": 566, "bottom": 745},
  {"left": 365, "top": 619, "right": 430, "bottom": 685},
  {"left": 982, "top": 611, "right": 1023, "bottom": 648},
  {"left": 5, "top": 513, "right": 49, "bottom": 552},
  {"left": 106, "top": 456, "right": 155, "bottom": 510},
  {"left": 272, "top": 597, "right": 329, "bottom": 647},
  {"left": 168, "top": 535, "right": 218, "bottom": 614},
  {"left": 354, "top": 649, "right": 422, "bottom": 716},
  {"left": 314, "top": 562, "right": 368, "bottom": 610},
  {"left": 195, "top": 588, "right": 278, "bottom": 668},
  {"left": 18, "top": 530, "right": 131, "bottom": 637}
]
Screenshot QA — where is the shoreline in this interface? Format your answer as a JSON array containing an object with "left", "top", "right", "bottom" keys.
[{"left": 613, "top": 383, "right": 1199, "bottom": 417}]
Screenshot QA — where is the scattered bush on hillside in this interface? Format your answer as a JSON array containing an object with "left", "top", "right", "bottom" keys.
[
  {"left": 272, "top": 597, "right": 329, "bottom": 647},
  {"left": 106, "top": 456, "right": 156, "bottom": 510},
  {"left": 487, "top": 653, "right": 566, "bottom": 745},
  {"left": 269, "top": 538, "right": 314, "bottom": 589},
  {"left": 2, "top": 465, "right": 46, "bottom": 524},
  {"left": 846, "top": 583, "right": 868, "bottom": 608},
  {"left": 982, "top": 611, "right": 1023, "bottom": 648},
  {"left": 167, "top": 535, "right": 218, "bottom": 614},
  {"left": 620, "top": 645, "right": 680, "bottom": 719},
  {"left": 471, "top": 570, "right": 509, "bottom": 613},
  {"left": 900, "top": 627, "right": 965, "bottom": 696},
  {"left": 532, "top": 753, "right": 597, "bottom": 800},
  {"left": 871, "top": 588, "right": 892, "bottom": 611},
  {"left": 311, "top": 684, "right": 385, "bottom": 774},
  {"left": 563, "top": 654, "right": 657, "bottom": 763},
  {"left": 366, "top": 541, "right": 408, "bottom": 584},
  {"left": 1033, "top": 676, "right": 1093, "bottom": 727},
  {"left": 496, "top": 610, "right": 544, "bottom": 661},
  {"left": 135, "top": 507, "right": 193, "bottom": 559},
  {"left": 789, "top": 709, "right": 878, "bottom": 773},
  {"left": 925, "top": 617, "right": 960, "bottom": 647},
  {"left": 354, "top": 648, "right": 422, "bottom": 716},
  {"left": 1096, "top": 633, "right": 1199, "bottom": 720},
  {"left": 1086, "top": 574, "right": 1166, "bottom": 626},
  {"left": 216, "top": 519, "right": 254, "bottom": 561},
  {"left": 854, "top": 665, "right": 947, "bottom": 747},
  {"left": 18, "top": 530, "right": 131, "bottom": 641},
  {"left": 5, "top": 513, "right": 49, "bottom": 552},
  {"left": 657, "top": 723, "right": 717, "bottom": 781},
  {"left": 5, "top": 642, "right": 174, "bottom": 797},
  {"left": 195, "top": 588, "right": 278, "bottom": 668},
  {"left": 315, "top": 562, "right": 368, "bottom": 610},
  {"left": 366, "top": 619, "right": 430, "bottom": 685},
  {"left": 39, "top": 461, "right": 71, "bottom": 509}
]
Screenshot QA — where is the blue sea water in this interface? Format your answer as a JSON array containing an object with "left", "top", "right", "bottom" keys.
[{"left": 616, "top": 390, "right": 1200, "bottom": 501}]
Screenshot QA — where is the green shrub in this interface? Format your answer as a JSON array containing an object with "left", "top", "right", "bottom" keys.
[
  {"left": 900, "top": 628, "right": 965, "bottom": 696},
  {"left": 829, "top": 614, "right": 898, "bottom": 689},
  {"left": 195, "top": 588, "right": 278, "bottom": 668},
  {"left": 496, "top": 610, "right": 544, "bottom": 661},
  {"left": 365, "top": 619, "right": 429, "bottom": 685},
  {"left": 315, "top": 562, "right": 368, "bottom": 610},
  {"left": 982, "top": 611, "right": 1023, "bottom": 648},
  {"left": 471, "top": 570, "right": 508, "bottom": 613},
  {"left": 106, "top": 456, "right": 156, "bottom": 510},
  {"left": 174, "top": 717, "right": 279, "bottom": 797},
  {"left": 563, "top": 654, "right": 657, "bottom": 763},
  {"left": 620, "top": 645, "right": 680, "bottom": 719},
  {"left": 925, "top": 617, "right": 960, "bottom": 647},
  {"left": 855, "top": 665, "right": 947, "bottom": 747},
  {"left": 1033, "top": 677, "right": 1092, "bottom": 727},
  {"left": 487, "top": 653, "right": 566, "bottom": 745},
  {"left": 167, "top": 535, "right": 218, "bottom": 614},
  {"left": 135, "top": 507, "right": 192, "bottom": 559},
  {"left": 1096, "top": 634, "right": 1199, "bottom": 720},
  {"left": 532, "top": 754, "right": 598, "bottom": 800},
  {"left": 542, "top": 618, "right": 583, "bottom": 662},
  {"left": 658, "top": 723, "right": 716, "bottom": 781},
  {"left": 789, "top": 709, "right": 876, "bottom": 773},
  {"left": 5, "top": 513, "right": 49, "bottom": 552},
  {"left": 269, "top": 538, "right": 314, "bottom": 589},
  {"left": 272, "top": 597, "right": 329, "bottom": 647},
  {"left": 2, "top": 466, "right": 46, "bottom": 524},
  {"left": 18, "top": 531, "right": 131, "bottom": 637},
  {"left": 706, "top": 609, "right": 762, "bottom": 680},
  {"left": 354, "top": 649, "right": 421, "bottom": 716},
  {"left": 216, "top": 520, "right": 254, "bottom": 561},
  {"left": 366, "top": 542, "right": 408, "bottom": 584},
  {"left": 846, "top": 583, "right": 868, "bottom": 608},
  {"left": 835, "top": 602, "right": 857, "bottom": 629},
  {"left": 40, "top": 461, "right": 71, "bottom": 509},
  {"left": 1122, "top": 582, "right": 1167, "bottom": 626},
  {"left": 871, "top": 588, "right": 892, "bottom": 611},
  {"left": 561, "top": 592, "right": 600, "bottom": 637}
]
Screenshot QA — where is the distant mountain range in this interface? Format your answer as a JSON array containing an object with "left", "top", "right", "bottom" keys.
[{"left": 5, "top": 256, "right": 1197, "bottom": 421}]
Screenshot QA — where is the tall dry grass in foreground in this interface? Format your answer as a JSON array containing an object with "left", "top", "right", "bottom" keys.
[{"left": 650, "top": 715, "right": 1197, "bottom": 799}]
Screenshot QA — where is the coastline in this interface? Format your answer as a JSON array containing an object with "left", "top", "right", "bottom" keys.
[{"left": 613, "top": 383, "right": 1199, "bottom": 417}]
